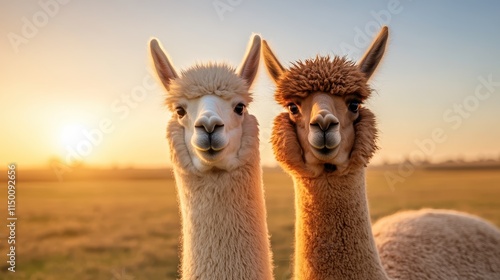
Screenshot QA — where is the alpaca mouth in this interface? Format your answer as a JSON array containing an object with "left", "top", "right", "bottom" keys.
[
  {"left": 310, "top": 144, "right": 340, "bottom": 162},
  {"left": 308, "top": 131, "right": 340, "bottom": 151},
  {"left": 317, "top": 147, "right": 332, "bottom": 155},
  {"left": 193, "top": 133, "right": 229, "bottom": 163},
  {"left": 199, "top": 147, "right": 221, "bottom": 156},
  {"left": 193, "top": 134, "right": 228, "bottom": 154},
  {"left": 308, "top": 129, "right": 341, "bottom": 163},
  {"left": 206, "top": 148, "right": 219, "bottom": 156},
  {"left": 196, "top": 147, "right": 225, "bottom": 162}
]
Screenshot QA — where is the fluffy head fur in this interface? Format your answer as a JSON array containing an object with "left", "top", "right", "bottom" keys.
[
  {"left": 269, "top": 56, "right": 379, "bottom": 176},
  {"left": 275, "top": 56, "right": 371, "bottom": 107},
  {"left": 150, "top": 35, "right": 261, "bottom": 172},
  {"left": 263, "top": 27, "right": 387, "bottom": 176},
  {"left": 165, "top": 63, "right": 252, "bottom": 111}
]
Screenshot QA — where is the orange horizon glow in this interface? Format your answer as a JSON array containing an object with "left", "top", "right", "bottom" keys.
[{"left": 2, "top": 2, "right": 499, "bottom": 170}]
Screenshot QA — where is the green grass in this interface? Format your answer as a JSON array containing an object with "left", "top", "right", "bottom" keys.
[{"left": 1, "top": 169, "right": 499, "bottom": 279}]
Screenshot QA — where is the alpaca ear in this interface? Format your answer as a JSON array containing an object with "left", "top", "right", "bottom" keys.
[
  {"left": 237, "top": 34, "right": 262, "bottom": 86},
  {"left": 357, "top": 26, "right": 389, "bottom": 80},
  {"left": 262, "top": 39, "right": 286, "bottom": 85},
  {"left": 150, "top": 38, "right": 179, "bottom": 91}
]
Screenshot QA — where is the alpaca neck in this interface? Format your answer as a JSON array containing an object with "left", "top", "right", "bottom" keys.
[
  {"left": 173, "top": 159, "right": 273, "bottom": 280},
  {"left": 293, "top": 168, "right": 388, "bottom": 280}
]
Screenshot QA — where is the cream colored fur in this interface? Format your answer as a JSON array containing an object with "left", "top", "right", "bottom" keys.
[
  {"left": 374, "top": 209, "right": 500, "bottom": 279},
  {"left": 150, "top": 35, "right": 273, "bottom": 279},
  {"left": 168, "top": 115, "right": 273, "bottom": 279},
  {"left": 165, "top": 64, "right": 252, "bottom": 111}
]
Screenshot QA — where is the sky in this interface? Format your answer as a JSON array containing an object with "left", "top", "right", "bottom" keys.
[{"left": 1, "top": 0, "right": 499, "bottom": 169}]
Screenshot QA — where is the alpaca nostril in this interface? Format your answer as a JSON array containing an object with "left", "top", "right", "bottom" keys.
[
  {"left": 196, "top": 123, "right": 224, "bottom": 134},
  {"left": 310, "top": 122, "right": 329, "bottom": 131},
  {"left": 310, "top": 113, "right": 339, "bottom": 132},
  {"left": 195, "top": 115, "right": 224, "bottom": 133},
  {"left": 211, "top": 124, "right": 224, "bottom": 134},
  {"left": 310, "top": 121, "right": 338, "bottom": 132}
]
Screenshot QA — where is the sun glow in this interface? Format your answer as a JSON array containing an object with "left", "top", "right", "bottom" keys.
[{"left": 60, "top": 123, "right": 87, "bottom": 148}]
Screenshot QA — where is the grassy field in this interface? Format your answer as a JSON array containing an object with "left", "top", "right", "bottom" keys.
[{"left": 1, "top": 169, "right": 500, "bottom": 279}]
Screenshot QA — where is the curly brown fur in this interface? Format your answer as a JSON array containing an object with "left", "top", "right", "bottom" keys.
[
  {"left": 344, "top": 107, "right": 378, "bottom": 174},
  {"left": 275, "top": 56, "right": 371, "bottom": 107}
]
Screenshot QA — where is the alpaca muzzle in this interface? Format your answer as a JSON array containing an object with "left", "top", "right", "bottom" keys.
[{"left": 192, "top": 126, "right": 228, "bottom": 153}]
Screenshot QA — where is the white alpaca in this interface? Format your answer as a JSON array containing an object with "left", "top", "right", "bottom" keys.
[
  {"left": 263, "top": 26, "right": 500, "bottom": 280},
  {"left": 149, "top": 35, "right": 274, "bottom": 279},
  {"left": 374, "top": 209, "right": 500, "bottom": 279}
]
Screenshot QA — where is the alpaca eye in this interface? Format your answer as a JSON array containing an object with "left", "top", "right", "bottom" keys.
[
  {"left": 234, "top": 103, "right": 245, "bottom": 116},
  {"left": 175, "top": 107, "right": 186, "bottom": 118},
  {"left": 348, "top": 101, "right": 360, "bottom": 113},
  {"left": 287, "top": 103, "right": 300, "bottom": 115}
]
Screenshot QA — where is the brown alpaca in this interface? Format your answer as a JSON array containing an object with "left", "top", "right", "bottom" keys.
[
  {"left": 265, "top": 27, "right": 389, "bottom": 280},
  {"left": 264, "top": 26, "right": 500, "bottom": 280}
]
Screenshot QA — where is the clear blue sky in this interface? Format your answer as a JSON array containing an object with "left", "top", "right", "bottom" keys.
[{"left": 1, "top": 0, "right": 499, "bottom": 168}]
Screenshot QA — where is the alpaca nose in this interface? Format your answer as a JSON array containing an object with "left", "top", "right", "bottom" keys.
[
  {"left": 310, "top": 110, "right": 339, "bottom": 131},
  {"left": 195, "top": 114, "right": 224, "bottom": 134}
]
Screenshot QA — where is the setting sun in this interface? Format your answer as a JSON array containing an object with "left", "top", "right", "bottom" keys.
[{"left": 60, "top": 123, "right": 86, "bottom": 148}]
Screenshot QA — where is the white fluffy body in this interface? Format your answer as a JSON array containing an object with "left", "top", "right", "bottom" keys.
[{"left": 374, "top": 209, "right": 500, "bottom": 279}]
